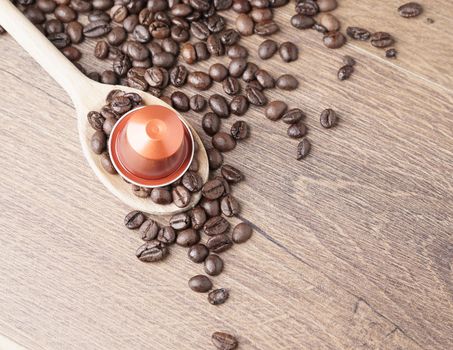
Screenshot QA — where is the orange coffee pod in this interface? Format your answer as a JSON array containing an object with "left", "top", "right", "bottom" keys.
[{"left": 109, "top": 105, "right": 194, "bottom": 187}]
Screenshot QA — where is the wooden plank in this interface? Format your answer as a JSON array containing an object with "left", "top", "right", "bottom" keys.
[{"left": 0, "top": 0, "right": 452, "bottom": 349}]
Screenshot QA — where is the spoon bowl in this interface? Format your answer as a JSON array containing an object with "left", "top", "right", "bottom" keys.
[{"left": 0, "top": 0, "right": 209, "bottom": 215}]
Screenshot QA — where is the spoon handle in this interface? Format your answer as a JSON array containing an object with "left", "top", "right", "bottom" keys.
[{"left": 0, "top": 0, "right": 91, "bottom": 106}]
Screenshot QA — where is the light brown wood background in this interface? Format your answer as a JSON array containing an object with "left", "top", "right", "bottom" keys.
[{"left": 1, "top": 1, "right": 452, "bottom": 349}]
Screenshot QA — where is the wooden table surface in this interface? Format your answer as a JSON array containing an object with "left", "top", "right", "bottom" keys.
[{"left": 1, "top": 1, "right": 452, "bottom": 349}]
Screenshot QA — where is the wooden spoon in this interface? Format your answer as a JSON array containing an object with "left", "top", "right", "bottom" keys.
[{"left": 0, "top": 0, "right": 209, "bottom": 215}]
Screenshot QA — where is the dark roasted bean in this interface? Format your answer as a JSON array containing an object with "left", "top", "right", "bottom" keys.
[
  {"left": 320, "top": 108, "right": 337, "bottom": 128},
  {"left": 370, "top": 32, "right": 394, "bottom": 48},
  {"left": 385, "top": 48, "right": 397, "bottom": 58},
  {"left": 222, "top": 77, "right": 240, "bottom": 95},
  {"left": 194, "top": 41, "right": 210, "bottom": 60},
  {"left": 398, "top": 2, "right": 423, "bottom": 18},
  {"left": 258, "top": 39, "right": 278, "bottom": 59},
  {"left": 83, "top": 20, "right": 111, "bottom": 38},
  {"left": 150, "top": 187, "right": 173, "bottom": 204},
  {"left": 287, "top": 122, "right": 307, "bottom": 138},
  {"left": 189, "top": 94, "right": 206, "bottom": 112},
  {"left": 242, "top": 62, "right": 258, "bottom": 82},
  {"left": 276, "top": 74, "right": 298, "bottom": 90},
  {"left": 265, "top": 100, "right": 287, "bottom": 121},
  {"left": 188, "top": 275, "right": 212, "bottom": 292},
  {"left": 209, "top": 63, "right": 228, "bottom": 82},
  {"left": 282, "top": 108, "right": 304, "bottom": 124},
  {"left": 207, "top": 148, "right": 224, "bottom": 170},
  {"left": 221, "top": 165, "right": 243, "bottom": 183},
  {"left": 323, "top": 31, "right": 346, "bottom": 49},
  {"left": 171, "top": 91, "right": 190, "bottom": 112},
  {"left": 209, "top": 94, "right": 230, "bottom": 118},
  {"left": 202, "top": 179, "right": 225, "bottom": 200},
  {"left": 296, "top": 138, "right": 311, "bottom": 160},
  {"left": 338, "top": 65, "right": 354, "bottom": 81},
  {"left": 176, "top": 229, "right": 200, "bottom": 247},
  {"left": 221, "top": 194, "right": 240, "bottom": 216},
  {"left": 182, "top": 171, "right": 203, "bottom": 192},
  {"left": 235, "top": 14, "right": 254, "bottom": 36},
  {"left": 232, "top": 222, "right": 253, "bottom": 243},
  {"left": 66, "top": 21, "right": 83, "bottom": 43},
  {"left": 204, "top": 254, "right": 223, "bottom": 275},
  {"left": 212, "top": 132, "right": 236, "bottom": 152},
  {"left": 295, "top": 0, "right": 318, "bottom": 16},
  {"left": 254, "top": 20, "right": 279, "bottom": 36},
  {"left": 208, "top": 288, "right": 229, "bottom": 305},
  {"left": 55, "top": 5, "right": 77, "bottom": 22},
  {"left": 346, "top": 26, "right": 371, "bottom": 41},
  {"left": 90, "top": 130, "right": 106, "bottom": 154},
  {"left": 231, "top": 120, "right": 249, "bottom": 140},
  {"left": 226, "top": 44, "right": 248, "bottom": 59},
  {"left": 188, "top": 71, "right": 212, "bottom": 90},
  {"left": 139, "top": 219, "right": 159, "bottom": 241},
  {"left": 170, "top": 65, "right": 188, "bottom": 87},
  {"left": 220, "top": 29, "right": 240, "bottom": 45},
  {"left": 190, "top": 207, "right": 207, "bottom": 230},
  {"left": 136, "top": 240, "right": 169, "bottom": 262},
  {"left": 206, "top": 234, "right": 233, "bottom": 253},
  {"left": 48, "top": 32, "right": 71, "bottom": 48},
  {"left": 228, "top": 58, "right": 247, "bottom": 77},
  {"left": 230, "top": 95, "right": 248, "bottom": 116},
  {"left": 172, "top": 185, "right": 191, "bottom": 207},
  {"left": 245, "top": 86, "right": 267, "bottom": 106},
  {"left": 200, "top": 198, "right": 220, "bottom": 217},
  {"left": 291, "top": 14, "right": 315, "bottom": 29},
  {"left": 207, "top": 34, "right": 225, "bottom": 56},
  {"left": 188, "top": 244, "right": 209, "bottom": 263},
  {"left": 124, "top": 210, "right": 146, "bottom": 229},
  {"left": 157, "top": 226, "right": 176, "bottom": 244},
  {"left": 255, "top": 69, "right": 274, "bottom": 89},
  {"left": 169, "top": 213, "right": 191, "bottom": 230},
  {"left": 204, "top": 216, "right": 230, "bottom": 236},
  {"left": 202, "top": 112, "right": 221, "bottom": 136}
]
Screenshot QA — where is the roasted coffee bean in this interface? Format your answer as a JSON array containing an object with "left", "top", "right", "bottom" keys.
[
  {"left": 126, "top": 41, "right": 149, "bottom": 60},
  {"left": 206, "top": 13, "right": 225, "bottom": 33},
  {"left": 171, "top": 25, "right": 190, "bottom": 42},
  {"left": 212, "top": 132, "right": 236, "bottom": 152},
  {"left": 255, "top": 69, "right": 274, "bottom": 89},
  {"left": 182, "top": 171, "right": 203, "bottom": 192},
  {"left": 45, "top": 19, "right": 64, "bottom": 35},
  {"left": 245, "top": 86, "right": 267, "bottom": 106},
  {"left": 169, "top": 212, "right": 191, "bottom": 231},
  {"left": 102, "top": 117, "right": 116, "bottom": 136},
  {"left": 136, "top": 240, "right": 169, "bottom": 262},
  {"left": 190, "top": 0, "right": 211, "bottom": 11},
  {"left": 276, "top": 74, "right": 298, "bottom": 90},
  {"left": 296, "top": 138, "right": 311, "bottom": 160},
  {"left": 251, "top": 7, "right": 272, "bottom": 22},
  {"left": 188, "top": 275, "right": 212, "bottom": 292},
  {"left": 386, "top": 48, "right": 397, "bottom": 58},
  {"left": 235, "top": 14, "right": 254, "bottom": 36},
  {"left": 131, "top": 185, "right": 151, "bottom": 198},
  {"left": 149, "top": 20, "right": 170, "bottom": 39},
  {"left": 242, "top": 62, "right": 258, "bottom": 82},
  {"left": 48, "top": 32, "right": 70, "bottom": 48},
  {"left": 106, "top": 89, "right": 124, "bottom": 103},
  {"left": 87, "top": 111, "right": 105, "bottom": 130},
  {"left": 62, "top": 46, "right": 81, "bottom": 61},
  {"left": 100, "top": 152, "right": 116, "bottom": 174},
  {"left": 215, "top": 175, "right": 230, "bottom": 195},
  {"left": 317, "top": 0, "right": 337, "bottom": 11},
  {"left": 207, "top": 34, "right": 225, "bottom": 56},
  {"left": 265, "top": 100, "right": 287, "bottom": 120},
  {"left": 100, "top": 70, "right": 118, "bottom": 84},
  {"left": 209, "top": 94, "right": 230, "bottom": 118},
  {"left": 228, "top": 58, "right": 247, "bottom": 78},
  {"left": 231, "top": 120, "right": 249, "bottom": 140},
  {"left": 209, "top": 63, "right": 228, "bottom": 82},
  {"left": 204, "top": 216, "right": 230, "bottom": 236},
  {"left": 287, "top": 122, "right": 307, "bottom": 138},
  {"left": 191, "top": 21, "right": 210, "bottom": 40},
  {"left": 208, "top": 288, "right": 229, "bottom": 305},
  {"left": 258, "top": 39, "right": 278, "bottom": 60},
  {"left": 221, "top": 165, "right": 242, "bottom": 183},
  {"left": 282, "top": 108, "right": 304, "bottom": 124},
  {"left": 206, "top": 234, "right": 233, "bottom": 253},
  {"left": 92, "top": 0, "right": 113, "bottom": 11},
  {"left": 124, "top": 210, "right": 146, "bottom": 229},
  {"left": 172, "top": 185, "right": 191, "bottom": 207},
  {"left": 157, "top": 226, "right": 176, "bottom": 244},
  {"left": 189, "top": 94, "right": 206, "bottom": 112},
  {"left": 111, "top": 5, "right": 128, "bottom": 23},
  {"left": 171, "top": 3, "right": 192, "bottom": 17},
  {"left": 232, "top": 222, "right": 253, "bottom": 243},
  {"left": 370, "top": 32, "right": 394, "bottom": 48},
  {"left": 204, "top": 254, "right": 223, "bottom": 275},
  {"left": 200, "top": 198, "right": 221, "bottom": 217},
  {"left": 37, "top": 0, "right": 57, "bottom": 12},
  {"left": 212, "top": 332, "right": 238, "bottom": 350},
  {"left": 346, "top": 26, "right": 370, "bottom": 41},
  {"left": 83, "top": 20, "right": 111, "bottom": 38},
  {"left": 320, "top": 108, "right": 337, "bottom": 128},
  {"left": 214, "top": 0, "right": 232, "bottom": 10},
  {"left": 146, "top": 0, "right": 167, "bottom": 12},
  {"left": 312, "top": 23, "right": 327, "bottom": 33},
  {"left": 232, "top": 0, "right": 251, "bottom": 13},
  {"left": 153, "top": 52, "right": 175, "bottom": 68},
  {"left": 88, "top": 9, "right": 111, "bottom": 22},
  {"left": 295, "top": 0, "right": 318, "bottom": 16},
  {"left": 123, "top": 14, "right": 139, "bottom": 32},
  {"left": 221, "top": 195, "right": 240, "bottom": 217},
  {"left": 150, "top": 188, "right": 172, "bottom": 204},
  {"left": 108, "top": 46, "right": 122, "bottom": 60},
  {"left": 343, "top": 55, "right": 356, "bottom": 66},
  {"left": 202, "top": 112, "right": 221, "bottom": 136},
  {"left": 246, "top": 80, "right": 263, "bottom": 91},
  {"left": 338, "top": 65, "right": 354, "bottom": 81},
  {"left": 171, "top": 91, "right": 190, "bottom": 111},
  {"left": 222, "top": 77, "right": 240, "bottom": 95},
  {"left": 144, "top": 67, "right": 169, "bottom": 88},
  {"left": 66, "top": 21, "right": 83, "bottom": 43},
  {"left": 188, "top": 71, "right": 212, "bottom": 90},
  {"left": 111, "top": 96, "right": 132, "bottom": 113},
  {"left": 202, "top": 179, "right": 225, "bottom": 200},
  {"left": 398, "top": 2, "right": 422, "bottom": 18},
  {"left": 220, "top": 28, "right": 240, "bottom": 46},
  {"left": 291, "top": 14, "right": 315, "bottom": 29},
  {"left": 323, "top": 31, "right": 346, "bottom": 49},
  {"left": 124, "top": 92, "right": 142, "bottom": 106},
  {"left": 176, "top": 229, "right": 200, "bottom": 247},
  {"left": 254, "top": 20, "right": 279, "bottom": 36},
  {"left": 320, "top": 14, "right": 340, "bottom": 32},
  {"left": 226, "top": 44, "right": 248, "bottom": 59},
  {"left": 54, "top": 5, "right": 77, "bottom": 22},
  {"left": 188, "top": 43, "right": 205, "bottom": 61},
  {"left": 90, "top": 130, "right": 106, "bottom": 154},
  {"left": 127, "top": 69, "right": 148, "bottom": 90},
  {"left": 190, "top": 158, "right": 199, "bottom": 171},
  {"left": 113, "top": 55, "right": 132, "bottom": 76},
  {"left": 230, "top": 95, "right": 248, "bottom": 116},
  {"left": 190, "top": 207, "right": 207, "bottom": 230},
  {"left": 170, "top": 65, "right": 188, "bottom": 87},
  {"left": 139, "top": 219, "right": 160, "bottom": 241},
  {"left": 279, "top": 42, "right": 298, "bottom": 62},
  {"left": 188, "top": 244, "right": 209, "bottom": 263},
  {"left": 270, "top": 0, "right": 288, "bottom": 7},
  {"left": 207, "top": 148, "right": 224, "bottom": 170},
  {"left": 133, "top": 24, "right": 151, "bottom": 43}
]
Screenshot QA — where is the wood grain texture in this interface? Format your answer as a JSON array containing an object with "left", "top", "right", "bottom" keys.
[{"left": 0, "top": 1, "right": 452, "bottom": 349}]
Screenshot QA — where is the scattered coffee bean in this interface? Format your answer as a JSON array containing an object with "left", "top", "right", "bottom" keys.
[
  {"left": 171, "top": 91, "right": 190, "bottom": 112},
  {"left": 338, "top": 65, "right": 354, "bottom": 81},
  {"left": 231, "top": 120, "right": 249, "bottom": 140},
  {"left": 182, "top": 171, "right": 203, "bottom": 192},
  {"left": 221, "top": 195, "right": 240, "bottom": 217},
  {"left": 172, "top": 185, "right": 191, "bottom": 208},
  {"left": 90, "top": 130, "right": 106, "bottom": 154},
  {"left": 279, "top": 42, "right": 298, "bottom": 62},
  {"left": 343, "top": 55, "right": 356, "bottom": 66},
  {"left": 202, "top": 179, "right": 225, "bottom": 200},
  {"left": 287, "top": 123, "right": 307, "bottom": 138},
  {"left": 230, "top": 95, "right": 249, "bottom": 116},
  {"left": 317, "top": 0, "right": 337, "bottom": 12},
  {"left": 242, "top": 63, "right": 258, "bottom": 82},
  {"left": 236, "top": 13, "right": 254, "bottom": 36},
  {"left": 232, "top": 222, "right": 253, "bottom": 243},
  {"left": 204, "top": 216, "right": 230, "bottom": 236},
  {"left": 295, "top": 0, "right": 319, "bottom": 16},
  {"left": 254, "top": 20, "right": 279, "bottom": 36},
  {"left": 139, "top": 219, "right": 160, "bottom": 241},
  {"left": 291, "top": 14, "right": 315, "bottom": 29},
  {"left": 258, "top": 39, "right": 278, "bottom": 60},
  {"left": 323, "top": 31, "right": 346, "bottom": 49},
  {"left": 209, "top": 63, "right": 229, "bottom": 82},
  {"left": 169, "top": 213, "right": 191, "bottom": 230},
  {"left": 282, "top": 108, "right": 304, "bottom": 124},
  {"left": 208, "top": 148, "right": 224, "bottom": 170},
  {"left": 227, "top": 44, "right": 249, "bottom": 59},
  {"left": 188, "top": 275, "right": 212, "bottom": 293},
  {"left": 124, "top": 210, "right": 146, "bottom": 229},
  {"left": 206, "top": 234, "right": 233, "bottom": 253},
  {"left": 204, "top": 254, "right": 224, "bottom": 276},
  {"left": 398, "top": 2, "right": 423, "bottom": 18},
  {"left": 67, "top": 21, "right": 83, "bottom": 43},
  {"left": 296, "top": 138, "right": 311, "bottom": 160},
  {"left": 188, "top": 244, "right": 209, "bottom": 263},
  {"left": 209, "top": 94, "right": 230, "bottom": 118},
  {"left": 190, "top": 207, "right": 207, "bottom": 230},
  {"left": 222, "top": 77, "right": 241, "bottom": 95},
  {"left": 245, "top": 86, "right": 267, "bottom": 106},
  {"left": 386, "top": 48, "right": 397, "bottom": 58},
  {"left": 370, "top": 32, "right": 394, "bottom": 48},
  {"left": 189, "top": 94, "right": 207, "bottom": 112},
  {"left": 200, "top": 198, "right": 221, "bottom": 217},
  {"left": 320, "top": 14, "right": 340, "bottom": 32},
  {"left": 188, "top": 71, "right": 212, "bottom": 90},
  {"left": 255, "top": 69, "right": 274, "bottom": 89},
  {"left": 100, "top": 152, "right": 117, "bottom": 174},
  {"left": 265, "top": 100, "right": 287, "bottom": 121},
  {"left": 208, "top": 288, "right": 229, "bottom": 305},
  {"left": 83, "top": 20, "right": 111, "bottom": 38},
  {"left": 150, "top": 188, "right": 172, "bottom": 205},
  {"left": 136, "top": 240, "right": 169, "bottom": 262},
  {"left": 157, "top": 226, "right": 176, "bottom": 244},
  {"left": 276, "top": 74, "right": 298, "bottom": 90},
  {"left": 346, "top": 26, "right": 370, "bottom": 41},
  {"left": 212, "top": 332, "right": 238, "bottom": 350},
  {"left": 229, "top": 58, "right": 248, "bottom": 78},
  {"left": 176, "top": 229, "right": 200, "bottom": 247},
  {"left": 212, "top": 132, "right": 237, "bottom": 152},
  {"left": 320, "top": 108, "right": 337, "bottom": 128}
]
